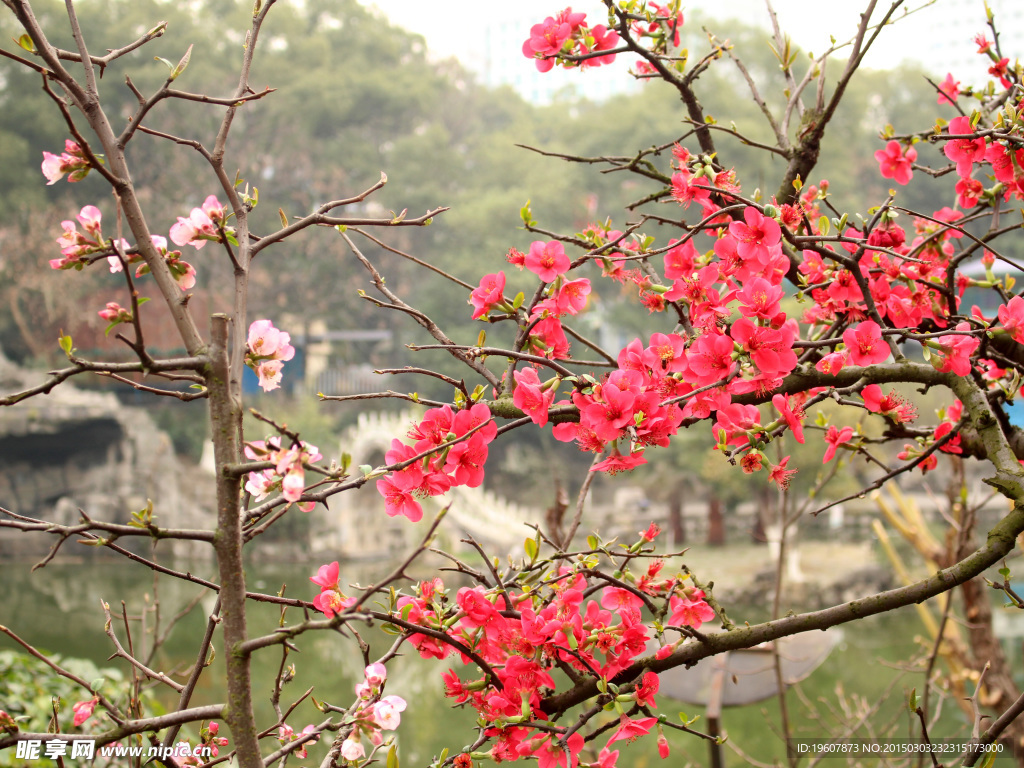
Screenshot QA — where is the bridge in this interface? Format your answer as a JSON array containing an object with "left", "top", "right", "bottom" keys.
[{"left": 311, "top": 410, "right": 543, "bottom": 560}]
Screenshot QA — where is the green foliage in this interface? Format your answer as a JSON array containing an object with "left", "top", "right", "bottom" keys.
[
  {"left": 0, "top": 649, "right": 161, "bottom": 767},
  {"left": 0, "top": 0, "right": 955, "bottom": 377}
]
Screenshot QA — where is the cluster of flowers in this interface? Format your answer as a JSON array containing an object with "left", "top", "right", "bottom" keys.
[
  {"left": 179, "top": 722, "right": 229, "bottom": 767},
  {"left": 244, "top": 436, "right": 320, "bottom": 509},
  {"left": 41, "top": 156, "right": 243, "bottom": 315},
  {"left": 66, "top": 700, "right": 227, "bottom": 767},
  {"left": 521, "top": 8, "right": 619, "bottom": 72},
  {"left": 244, "top": 319, "right": 296, "bottom": 392},
  {"left": 523, "top": 4, "right": 685, "bottom": 76},
  {"left": 169, "top": 195, "right": 235, "bottom": 250},
  {"left": 276, "top": 723, "right": 320, "bottom": 760},
  {"left": 375, "top": 402, "right": 496, "bottom": 522},
  {"left": 50, "top": 205, "right": 129, "bottom": 272},
  {"left": 337, "top": 663, "right": 407, "bottom": 761},
  {"left": 97, "top": 302, "right": 133, "bottom": 326},
  {"left": 41, "top": 139, "right": 92, "bottom": 185},
  {"left": 310, "top": 525, "right": 710, "bottom": 766},
  {"left": 484, "top": 115, "right": 1024, "bottom": 485},
  {"left": 51, "top": 204, "right": 194, "bottom": 291},
  {"left": 309, "top": 560, "right": 356, "bottom": 617}
]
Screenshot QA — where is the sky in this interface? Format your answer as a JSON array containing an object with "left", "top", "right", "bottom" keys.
[{"left": 359, "top": 1, "right": 1024, "bottom": 107}]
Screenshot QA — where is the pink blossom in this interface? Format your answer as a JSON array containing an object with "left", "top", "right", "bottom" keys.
[
  {"left": 668, "top": 590, "right": 715, "bottom": 628},
  {"left": 579, "top": 25, "right": 620, "bottom": 68},
  {"left": 843, "top": 321, "right": 890, "bottom": 366},
  {"left": 313, "top": 590, "right": 352, "bottom": 618},
  {"left": 736, "top": 276, "right": 784, "bottom": 319},
  {"left": 874, "top": 141, "right": 916, "bottom": 185},
  {"left": 554, "top": 277, "right": 591, "bottom": 315},
  {"left": 772, "top": 393, "right": 805, "bottom": 443},
  {"left": 245, "top": 320, "right": 295, "bottom": 392},
  {"left": 998, "top": 296, "right": 1024, "bottom": 343},
  {"left": 201, "top": 194, "right": 226, "bottom": 223},
  {"left": 522, "top": 17, "right": 572, "bottom": 72},
  {"left": 248, "top": 319, "right": 293, "bottom": 359},
  {"left": 41, "top": 151, "right": 66, "bottom": 184},
  {"left": 340, "top": 736, "right": 365, "bottom": 761},
  {"left": 591, "top": 450, "right": 647, "bottom": 474},
  {"left": 956, "top": 176, "right": 983, "bottom": 208},
  {"left": 77, "top": 205, "right": 102, "bottom": 235},
  {"left": 670, "top": 169, "right": 714, "bottom": 212},
  {"left": 640, "top": 521, "right": 661, "bottom": 541},
  {"left": 635, "top": 670, "right": 659, "bottom": 708},
  {"left": 728, "top": 206, "right": 781, "bottom": 264},
  {"left": 364, "top": 663, "right": 387, "bottom": 686},
  {"left": 513, "top": 367, "right": 557, "bottom": 427},
  {"left": 525, "top": 240, "right": 570, "bottom": 282},
  {"left": 311, "top": 561, "right": 340, "bottom": 591},
  {"left": 937, "top": 72, "right": 960, "bottom": 105},
  {"left": 769, "top": 456, "right": 798, "bottom": 489},
  {"left": 444, "top": 433, "right": 489, "bottom": 487},
  {"left": 933, "top": 322, "right": 980, "bottom": 376},
  {"left": 371, "top": 696, "right": 406, "bottom": 730},
  {"left": 41, "top": 140, "right": 90, "bottom": 185},
  {"left": 658, "top": 730, "right": 670, "bottom": 758},
  {"left": 98, "top": 302, "right": 131, "bottom": 323},
  {"left": 607, "top": 716, "right": 658, "bottom": 746},
  {"left": 376, "top": 473, "right": 424, "bottom": 522},
  {"left": 823, "top": 425, "right": 854, "bottom": 463},
  {"left": 816, "top": 351, "right": 848, "bottom": 376},
  {"left": 663, "top": 238, "right": 697, "bottom": 278},
  {"left": 531, "top": 732, "right": 584, "bottom": 768},
  {"left": 72, "top": 697, "right": 97, "bottom": 727},
  {"left": 469, "top": 271, "right": 506, "bottom": 320},
  {"left": 528, "top": 316, "right": 571, "bottom": 359},
  {"left": 861, "top": 384, "right": 917, "bottom": 423},
  {"left": 944, "top": 116, "right": 987, "bottom": 178}
]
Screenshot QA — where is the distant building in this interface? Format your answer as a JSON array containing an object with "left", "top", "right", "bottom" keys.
[{"left": 912, "top": 0, "right": 1024, "bottom": 82}]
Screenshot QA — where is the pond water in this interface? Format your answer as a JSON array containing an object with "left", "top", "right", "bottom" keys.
[{"left": 0, "top": 557, "right": 1017, "bottom": 767}]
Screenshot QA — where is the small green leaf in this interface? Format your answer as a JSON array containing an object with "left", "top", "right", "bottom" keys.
[
  {"left": 15, "top": 33, "right": 35, "bottom": 52},
  {"left": 818, "top": 215, "right": 831, "bottom": 237},
  {"left": 387, "top": 744, "right": 399, "bottom": 768},
  {"left": 279, "top": 208, "right": 288, "bottom": 228},
  {"left": 169, "top": 44, "right": 192, "bottom": 81},
  {"left": 512, "top": 292, "right": 525, "bottom": 310},
  {"left": 907, "top": 687, "right": 918, "bottom": 711},
  {"left": 587, "top": 534, "right": 599, "bottom": 550},
  {"left": 154, "top": 56, "right": 174, "bottom": 73},
  {"left": 520, "top": 200, "right": 534, "bottom": 226},
  {"left": 58, "top": 333, "right": 73, "bottom": 356},
  {"left": 524, "top": 537, "right": 539, "bottom": 561}
]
